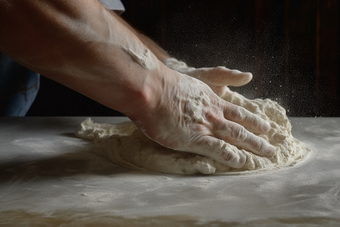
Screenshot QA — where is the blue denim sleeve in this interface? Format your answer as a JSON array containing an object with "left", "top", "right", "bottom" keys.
[{"left": 0, "top": 53, "right": 40, "bottom": 116}]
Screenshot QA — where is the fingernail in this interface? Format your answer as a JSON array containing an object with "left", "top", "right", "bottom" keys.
[
  {"left": 261, "top": 121, "right": 271, "bottom": 132},
  {"left": 231, "top": 69, "right": 242, "bottom": 75}
]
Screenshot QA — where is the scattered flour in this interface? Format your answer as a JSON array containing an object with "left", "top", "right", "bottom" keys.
[
  {"left": 122, "top": 47, "right": 157, "bottom": 70},
  {"left": 75, "top": 89, "right": 311, "bottom": 175}
]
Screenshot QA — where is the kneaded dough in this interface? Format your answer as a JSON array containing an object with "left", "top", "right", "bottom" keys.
[{"left": 75, "top": 90, "right": 310, "bottom": 175}]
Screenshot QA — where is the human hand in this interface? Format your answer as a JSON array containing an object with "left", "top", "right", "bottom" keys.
[
  {"left": 163, "top": 58, "right": 252, "bottom": 96},
  {"left": 129, "top": 65, "right": 275, "bottom": 169}
]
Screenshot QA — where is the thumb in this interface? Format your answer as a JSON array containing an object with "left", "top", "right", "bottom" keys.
[{"left": 188, "top": 66, "right": 253, "bottom": 87}]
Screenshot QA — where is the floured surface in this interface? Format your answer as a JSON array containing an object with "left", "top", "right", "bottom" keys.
[
  {"left": 75, "top": 90, "right": 310, "bottom": 175},
  {"left": 0, "top": 117, "right": 340, "bottom": 226}
]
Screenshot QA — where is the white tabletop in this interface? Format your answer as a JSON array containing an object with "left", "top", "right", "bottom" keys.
[{"left": 0, "top": 117, "right": 339, "bottom": 226}]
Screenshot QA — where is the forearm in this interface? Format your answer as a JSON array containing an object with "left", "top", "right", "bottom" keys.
[
  {"left": 0, "top": 0, "right": 161, "bottom": 116},
  {"left": 110, "top": 11, "right": 171, "bottom": 61}
]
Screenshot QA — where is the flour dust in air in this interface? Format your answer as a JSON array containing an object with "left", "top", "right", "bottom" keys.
[{"left": 75, "top": 89, "right": 311, "bottom": 175}]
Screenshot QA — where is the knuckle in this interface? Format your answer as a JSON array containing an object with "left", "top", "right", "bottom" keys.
[
  {"left": 222, "top": 150, "right": 246, "bottom": 169},
  {"left": 254, "top": 140, "right": 264, "bottom": 151},
  {"left": 222, "top": 151, "right": 235, "bottom": 162},
  {"left": 252, "top": 115, "right": 263, "bottom": 128},
  {"left": 232, "top": 107, "right": 246, "bottom": 121},
  {"left": 253, "top": 138, "right": 265, "bottom": 152},
  {"left": 230, "top": 125, "right": 247, "bottom": 141}
]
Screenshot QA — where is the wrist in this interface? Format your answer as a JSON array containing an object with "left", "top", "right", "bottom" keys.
[
  {"left": 117, "top": 60, "right": 166, "bottom": 119},
  {"left": 125, "top": 63, "right": 182, "bottom": 123}
]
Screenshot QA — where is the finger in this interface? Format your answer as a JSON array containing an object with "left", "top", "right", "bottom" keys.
[
  {"left": 210, "top": 85, "right": 228, "bottom": 97},
  {"left": 192, "top": 136, "right": 248, "bottom": 168},
  {"left": 223, "top": 102, "right": 271, "bottom": 133},
  {"left": 214, "top": 120, "right": 276, "bottom": 157},
  {"left": 188, "top": 67, "right": 252, "bottom": 87}
]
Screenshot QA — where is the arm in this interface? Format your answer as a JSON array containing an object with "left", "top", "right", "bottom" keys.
[
  {"left": 0, "top": 0, "right": 153, "bottom": 116},
  {"left": 111, "top": 12, "right": 252, "bottom": 96},
  {"left": 108, "top": 11, "right": 170, "bottom": 61},
  {"left": 0, "top": 0, "right": 274, "bottom": 167}
]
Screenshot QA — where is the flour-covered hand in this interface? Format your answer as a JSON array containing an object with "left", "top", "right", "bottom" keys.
[
  {"left": 128, "top": 65, "right": 275, "bottom": 168},
  {"left": 163, "top": 58, "right": 252, "bottom": 96}
]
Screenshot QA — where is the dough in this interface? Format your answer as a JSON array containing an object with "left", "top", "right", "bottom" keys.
[{"left": 75, "top": 89, "right": 311, "bottom": 175}]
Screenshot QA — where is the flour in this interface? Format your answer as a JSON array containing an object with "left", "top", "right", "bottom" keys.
[
  {"left": 122, "top": 47, "right": 157, "bottom": 70},
  {"left": 75, "top": 89, "right": 310, "bottom": 175},
  {"left": 184, "top": 91, "right": 207, "bottom": 123}
]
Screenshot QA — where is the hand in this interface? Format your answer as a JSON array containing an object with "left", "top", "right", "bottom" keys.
[
  {"left": 129, "top": 65, "right": 275, "bottom": 169},
  {"left": 163, "top": 58, "right": 252, "bottom": 96}
]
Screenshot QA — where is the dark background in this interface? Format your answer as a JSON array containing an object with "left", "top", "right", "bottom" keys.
[{"left": 27, "top": 0, "right": 340, "bottom": 117}]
